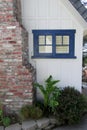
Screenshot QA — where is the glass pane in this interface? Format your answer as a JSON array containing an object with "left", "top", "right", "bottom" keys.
[
  {"left": 39, "top": 46, "right": 52, "bottom": 53},
  {"left": 46, "top": 36, "right": 52, "bottom": 45},
  {"left": 56, "top": 36, "right": 62, "bottom": 45},
  {"left": 63, "top": 36, "right": 69, "bottom": 45},
  {"left": 56, "top": 46, "right": 69, "bottom": 53},
  {"left": 39, "top": 36, "right": 45, "bottom": 45}
]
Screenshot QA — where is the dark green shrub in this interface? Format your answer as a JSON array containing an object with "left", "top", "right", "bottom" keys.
[
  {"left": 56, "top": 87, "right": 87, "bottom": 125},
  {"left": 20, "top": 105, "right": 30, "bottom": 120},
  {"left": 30, "top": 106, "right": 43, "bottom": 119},
  {"left": 20, "top": 105, "right": 43, "bottom": 120}
]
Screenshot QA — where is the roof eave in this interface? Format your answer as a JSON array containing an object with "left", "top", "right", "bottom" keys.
[{"left": 62, "top": 0, "right": 87, "bottom": 29}]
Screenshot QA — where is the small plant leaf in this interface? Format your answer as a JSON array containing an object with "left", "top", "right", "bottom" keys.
[
  {"left": 2, "top": 117, "right": 11, "bottom": 127},
  {"left": 0, "top": 109, "right": 2, "bottom": 116}
]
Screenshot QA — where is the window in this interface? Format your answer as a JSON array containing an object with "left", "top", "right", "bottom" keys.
[{"left": 32, "top": 30, "right": 76, "bottom": 58}]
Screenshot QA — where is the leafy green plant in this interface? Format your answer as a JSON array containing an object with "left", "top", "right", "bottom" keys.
[
  {"left": 20, "top": 105, "right": 43, "bottom": 120},
  {"left": 0, "top": 107, "right": 11, "bottom": 127},
  {"left": 49, "top": 90, "right": 60, "bottom": 112},
  {"left": 0, "top": 104, "right": 20, "bottom": 127},
  {"left": 56, "top": 87, "right": 87, "bottom": 125},
  {"left": 2, "top": 117, "right": 11, "bottom": 127},
  {"left": 34, "top": 75, "right": 60, "bottom": 114}
]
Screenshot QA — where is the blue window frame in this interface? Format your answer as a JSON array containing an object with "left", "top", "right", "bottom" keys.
[{"left": 32, "top": 30, "right": 76, "bottom": 58}]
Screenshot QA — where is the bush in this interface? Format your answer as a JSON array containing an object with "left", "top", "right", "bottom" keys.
[
  {"left": 56, "top": 87, "right": 87, "bottom": 125},
  {"left": 20, "top": 105, "right": 43, "bottom": 120},
  {"left": 30, "top": 106, "right": 43, "bottom": 119},
  {"left": 20, "top": 105, "right": 30, "bottom": 120}
]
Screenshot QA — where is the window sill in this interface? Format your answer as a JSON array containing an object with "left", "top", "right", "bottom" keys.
[{"left": 31, "top": 56, "right": 77, "bottom": 59}]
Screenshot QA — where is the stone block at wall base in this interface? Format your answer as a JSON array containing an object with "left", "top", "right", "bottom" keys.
[
  {"left": 5, "top": 124, "right": 21, "bottom": 130},
  {"left": 22, "top": 120, "right": 37, "bottom": 130}
]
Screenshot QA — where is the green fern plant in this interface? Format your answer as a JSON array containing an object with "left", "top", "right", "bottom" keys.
[
  {"left": 0, "top": 109, "right": 11, "bottom": 127},
  {"left": 34, "top": 75, "right": 60, "bottom": 113}
]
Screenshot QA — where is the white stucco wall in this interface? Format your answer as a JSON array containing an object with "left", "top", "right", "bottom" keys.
[{"left": 21, "top": 0, "right": 84, "bottom": 94}]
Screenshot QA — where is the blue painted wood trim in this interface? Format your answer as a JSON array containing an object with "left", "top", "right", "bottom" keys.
[
  {"left": 32, "top": 30, "right": 76, "bottom": 34},
  {"left": 32, "top": 29, "right": 76, "bottom": 59},
  {"left": 32, "top": 56, "right": 77, "bottom": 59}
]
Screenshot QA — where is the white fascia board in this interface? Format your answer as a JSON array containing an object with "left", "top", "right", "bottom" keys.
[{"left": 61, "top": 0, "right": 87, "bottom": 30}]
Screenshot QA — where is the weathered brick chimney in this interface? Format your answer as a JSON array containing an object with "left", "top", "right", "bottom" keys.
[{"left": 0, "top": 0, "right": 35, "bottom": 111}]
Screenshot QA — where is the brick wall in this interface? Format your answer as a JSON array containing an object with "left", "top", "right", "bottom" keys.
[{"left": 0, "top": 0, "right": 35, "bottom": 111}]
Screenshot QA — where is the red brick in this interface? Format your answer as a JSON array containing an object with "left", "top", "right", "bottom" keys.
[
  {"left": 9, "top": 41, "right": 16, "bottom": 44},
  {"left": 0, "top": 0, "right": 35, "bottom": 111},
  {"left": 0, "top": 60, "right": 4, "bottom": 62}
]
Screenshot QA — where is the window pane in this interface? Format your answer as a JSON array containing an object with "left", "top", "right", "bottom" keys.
[
  {"left": 56, "top": 36, "right": 62, "bottom": 45},
  {"left": 46, "top": 36, "right": 52, "bottom": 45},
  {"left": 56, "top": 46, "right": 69, "bottom": 53},
  {"left": 39, "top": 36, "right": 45, "bottom": 45},
  {"left": 63, "top": 36, "right": 69, "bottom": 45},
  {"left": 39, "top": 46, "right": 52, "bottom": 53}
]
